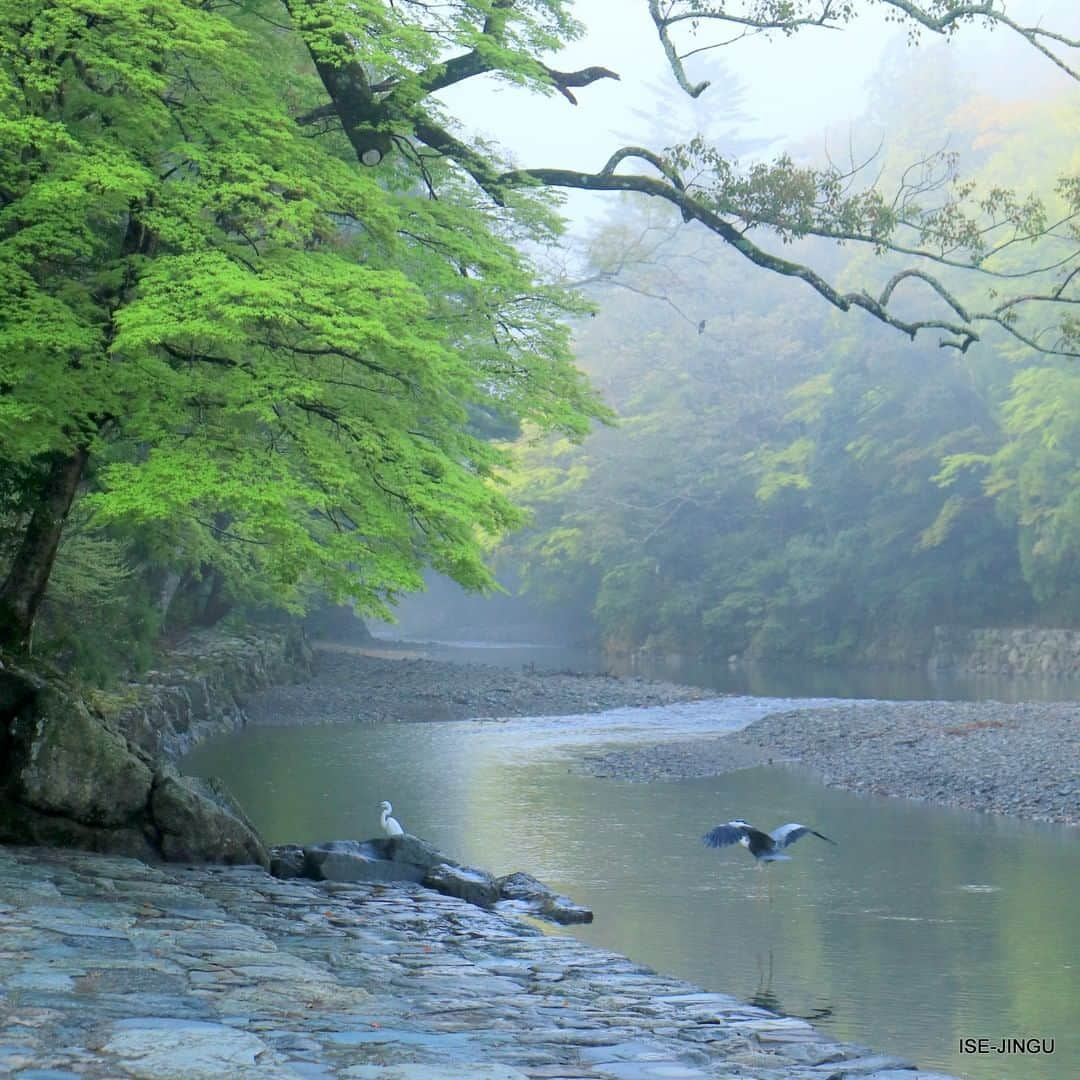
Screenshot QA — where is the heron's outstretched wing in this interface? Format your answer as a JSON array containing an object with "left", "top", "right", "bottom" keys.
[
  {"left": 702, "top": 822, "right": 752, "bottom": 848},
  {"left": 770, "top": 823, "right": 836, "bottom": 848}
]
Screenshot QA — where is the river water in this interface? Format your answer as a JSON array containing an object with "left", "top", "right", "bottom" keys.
[
  {"left": 368, "top": 633, "right": 1080, "bottom": 702},
  {"left": 183, "top": 666, "right": 1079, "bottom": 1080}
]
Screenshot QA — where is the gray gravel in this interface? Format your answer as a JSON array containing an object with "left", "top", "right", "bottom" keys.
[
  {"left": 581, "top": 699, "right": 1079, "bottom": 825},
  {"left": 243, "top": 643, "right": 712, "bottom": 725}
]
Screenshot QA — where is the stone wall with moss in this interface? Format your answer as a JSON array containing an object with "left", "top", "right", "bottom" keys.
[
  {"left": 0, "top": 629, "right": 310, "bottom": 865},
  {"left": 96, "top": 629, "right": 312, "bottom": 761}
]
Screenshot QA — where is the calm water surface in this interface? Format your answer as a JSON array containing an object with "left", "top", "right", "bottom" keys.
[
  {"left": 183, "top": 697, "right": 1079, "bottom": 1080},
  {"left": 371, "top": 632, "right": 1080, "bottom": 702}
]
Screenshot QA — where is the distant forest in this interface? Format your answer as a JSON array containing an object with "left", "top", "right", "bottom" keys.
[{"left": 503, "top": 53, "right": 1080, "bottom": 663}]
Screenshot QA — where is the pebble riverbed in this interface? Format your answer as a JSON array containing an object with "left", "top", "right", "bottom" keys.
[
  {"left": 579, "top": 699, "right": 1079, "bottom": 825},
  {"left": 0, "top": 845, "right": 958, "bottom": 1079},
  {"left": 243, "top": 646, "right": 713, "bottom": 726}
]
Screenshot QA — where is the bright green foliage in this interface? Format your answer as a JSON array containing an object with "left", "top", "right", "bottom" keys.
[
  {"left": 297, "top": 0, "right": 581, "bottom": 84},
  {"left": 0, "top": 0, "right": 606, "bottom": 632}
]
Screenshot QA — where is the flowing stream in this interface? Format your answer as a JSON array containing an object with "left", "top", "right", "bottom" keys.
[{"left": 183, "top": 673, "right": 1079, "bottom": 1080}]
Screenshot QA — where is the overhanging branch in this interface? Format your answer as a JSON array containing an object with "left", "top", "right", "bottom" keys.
[
  {"left": 651, "top": 1, "right": 1078, "bottom": 88},
  {"left": 499, "top": 159, "right": 1080, "bottom": 355}
]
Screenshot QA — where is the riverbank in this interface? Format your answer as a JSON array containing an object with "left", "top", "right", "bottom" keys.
[
  {"left": 0, "top": 843, "right": 956, "bottom": 1079},
  {"left": 243, "top": 642, "right": 713, "bottom": 726},
  {"left": 579, "top": 699, "right": 1079, "bottom": 825}
]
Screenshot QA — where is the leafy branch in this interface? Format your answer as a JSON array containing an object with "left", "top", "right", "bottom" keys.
[{"left": 294, "top": 1, "right": 1078, "bottom": 356}]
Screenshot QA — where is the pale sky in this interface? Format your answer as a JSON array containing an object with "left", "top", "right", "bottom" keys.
[{"left": 438, "top": 0, "right": 1076, "bottom": 234}]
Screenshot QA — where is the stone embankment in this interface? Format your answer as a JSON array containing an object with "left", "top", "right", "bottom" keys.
[
  {"left": 107, "top": 629, "right": 313, "bottom": 760},
  {"left": 930, "top": 625, "right": 1080, "bottom": 678},
  {"left": 0, "top": 631, "right": 310, "bottom": 867},
  {"left": 0, "top": 844, "right": 956, "bottom": 1080},
  {"left": 581, "top": 699, "right": 1080, "bottom": 825}
]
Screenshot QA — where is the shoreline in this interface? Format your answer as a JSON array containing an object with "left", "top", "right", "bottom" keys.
[
  {"left": 580, "top": 699, "right": 1078, "bottom": 825},
  {"left": 0, "top": 844, "right": 958, "bottom": 1079}
]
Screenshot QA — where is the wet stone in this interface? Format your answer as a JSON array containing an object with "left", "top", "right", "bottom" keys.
[{"left": 0, "top": 844, "right": 958, "bottom": 1080}]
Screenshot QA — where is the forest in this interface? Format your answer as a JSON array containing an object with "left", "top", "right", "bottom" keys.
[
  {"left": 505, "top": 48, "right": 1080, "bottom": 663},
  {"left": 1, "top": 0, "right": 1077, "bottom": 678}
]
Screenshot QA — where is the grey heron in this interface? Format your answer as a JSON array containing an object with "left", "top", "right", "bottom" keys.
[
  {"left": 379, "top": 800, "right": 405, "bottom": 838},
  {"left": 703, "top": 819, "right": 836, "bottom": 863}
]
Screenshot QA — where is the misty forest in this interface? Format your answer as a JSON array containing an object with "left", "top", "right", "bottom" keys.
[
  {"left": 2, "top": 0, "right": 1077, "bottom": 675},
  {"left": 3, "top": 5, "right": 1080, "bottom": 1080}
]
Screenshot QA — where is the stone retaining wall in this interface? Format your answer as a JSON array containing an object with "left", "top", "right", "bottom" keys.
[
  {"left": 930, "top": 625, "right": 1080, "bottom": 677},
  {"left": 104, "top": 628, "right": 312, "bottom": 760},
  {"left": 0, "top": 628, "right": 311, "bottom": 866}
]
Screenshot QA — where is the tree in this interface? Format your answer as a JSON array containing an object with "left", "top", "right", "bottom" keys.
[{"left": 0, "top": 0, "right": 605, "bottom": 653}]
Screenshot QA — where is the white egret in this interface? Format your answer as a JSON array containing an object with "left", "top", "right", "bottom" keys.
[{"left": 379, "top": 800, "right": 405, "bottom": 838}]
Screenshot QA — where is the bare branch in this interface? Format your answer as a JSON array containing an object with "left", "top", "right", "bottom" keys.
[{"left": 652, "top": 2, "right": 1078, "bottom": 86}]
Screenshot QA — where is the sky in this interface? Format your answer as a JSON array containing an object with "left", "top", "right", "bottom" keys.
[{"left": 438, "top": 0, "right": 1077, "bottom": 235}]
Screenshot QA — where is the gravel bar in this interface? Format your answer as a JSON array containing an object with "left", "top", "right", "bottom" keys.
[
  {"left": 581, "top": 699, "right": 1079, "bottom": 825},
  {"left": 244, "top": 643, "right": 712, "bottom": 726}
]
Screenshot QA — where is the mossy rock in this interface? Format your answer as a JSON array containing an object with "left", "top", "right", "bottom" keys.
[
  {"left": 150, "top": 767, "right": 269, "bottom": 868},
  {"left": 7, "top": 682, "right": 153, "bottom": 827}
]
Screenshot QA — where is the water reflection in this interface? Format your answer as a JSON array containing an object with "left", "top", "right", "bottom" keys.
[
  {"left": 371, "top": 633, "right": 1080, "bottom": 703},
  {"left": 750, "top": 947, "right": 834, "bottom": 1023},
  {"left": 183, "top": 707, "right": 1080, "bottom": 1080}
]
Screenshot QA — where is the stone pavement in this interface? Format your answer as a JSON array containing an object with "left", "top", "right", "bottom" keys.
[{"left": 0, "top": 845, "right": 957, "bottom": 1079}]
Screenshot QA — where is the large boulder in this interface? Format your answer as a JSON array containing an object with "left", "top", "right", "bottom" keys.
[
  {"left": 423, "top": 862, "right": 501, "bottom": 908},
  {"left": 2, "top": 672, "right": 153, "bottom": 828},
  {"left": 300, "top": 839, "right": 428, "bottom": 884},
  {"left": 383, "top": 833, "right": 454, "bottom": 870},
  {"left": 150, "top": 767, "right": 269, "bottom": 867},
  {"left": 1, "top": 651, "right": 276, "bottom": 870},
  {"left": 0, "top": 804, "right": 159, "bottom": 862}
]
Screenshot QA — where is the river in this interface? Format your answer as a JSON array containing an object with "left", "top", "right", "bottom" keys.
[{"left": 182, "top": 648, "right": 1080, "bottom": 1080}]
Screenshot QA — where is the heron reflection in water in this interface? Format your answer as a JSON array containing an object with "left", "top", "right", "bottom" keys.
[{"left": 751, "top": 947, "right": 833, "bottom": 1024}]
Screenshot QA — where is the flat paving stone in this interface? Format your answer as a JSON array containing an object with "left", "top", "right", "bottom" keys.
[
  {"left": 0, "top": 845, "right": 958, "bottom": 1079},
  {"left": 99, "top": 1019, "right": 287, "bottom": 1078}
]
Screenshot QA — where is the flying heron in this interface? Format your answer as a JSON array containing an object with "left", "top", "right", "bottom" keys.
[
  {"left": 703, "top": 819, "right": 836, "bottom": 862},
  {"left": 379, "top": 800, "right": 405, "bottom": 838}
]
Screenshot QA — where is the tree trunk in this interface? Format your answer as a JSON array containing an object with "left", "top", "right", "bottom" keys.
[
  {"left": 0, "top": 446, "right": 89, "bottom": 654},
  {"left": 194, "top": 567, "right": 233, "bottom": 629}
]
